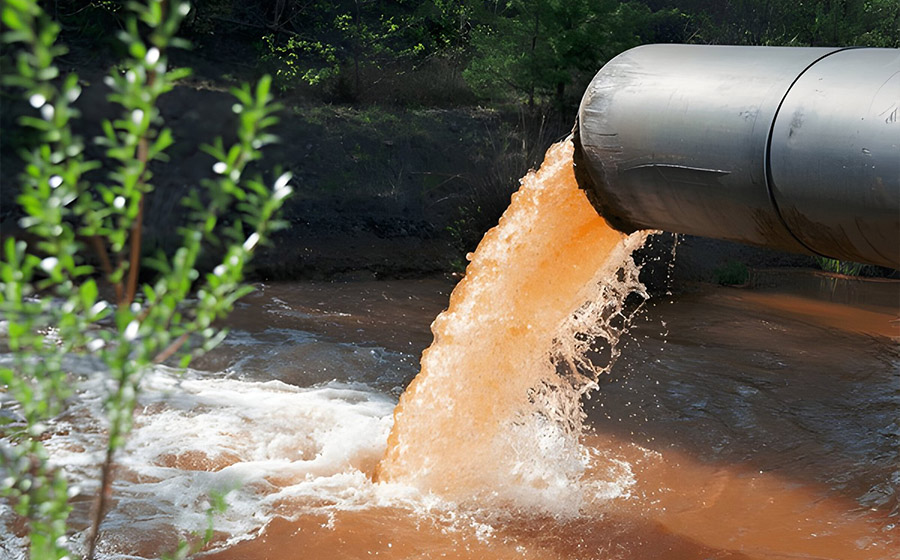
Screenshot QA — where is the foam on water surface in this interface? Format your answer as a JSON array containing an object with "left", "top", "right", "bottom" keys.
[{"left": 0, "top": 367, "right": 401, "bottom": 558}]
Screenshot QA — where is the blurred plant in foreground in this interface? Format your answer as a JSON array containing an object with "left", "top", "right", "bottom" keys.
[{"left": 0, "top": 1, "right": 291, "bottom": 558}]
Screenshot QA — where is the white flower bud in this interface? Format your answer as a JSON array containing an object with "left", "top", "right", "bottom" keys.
[
  {"left": 87, "top": 338, "right": 105, "bottom": 352},
  {"left": 90, "top": 301, "right": 109, "bottom": 316},
  {"left": 123, "top": 320, "right": 139, "bottom": 341},
  {"left": 242, "top": 232, "right": 260, "bottom": 251},
  {"left": 274, "top": 185, "right": 292, "bottom": 202},
  {"left": 274, "top": 172, "right": 291, "bottom": 191},
  {"left": 40, "top": 257, "right": 58, "bottom": 273},
  {"left": 145, "top": 47, "right": 160, "bottom": 65}
]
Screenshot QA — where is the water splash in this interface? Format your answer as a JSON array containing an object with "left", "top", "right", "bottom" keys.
[{"left": 376, "top": 139, "right": 650, "bottom": 517}]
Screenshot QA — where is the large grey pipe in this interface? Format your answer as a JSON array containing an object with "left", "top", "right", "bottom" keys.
[{"left": 574, "top": 45, "right": 900, "bottom": 269}]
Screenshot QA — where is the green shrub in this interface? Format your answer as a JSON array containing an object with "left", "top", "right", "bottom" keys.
[
  {"left": 713, "top": 260, "right": 750, "bottom": 286},
  {"left": 0, "top": 1, "right": 290, "bottom": 558}
]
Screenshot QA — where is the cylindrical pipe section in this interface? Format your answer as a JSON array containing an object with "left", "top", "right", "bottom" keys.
[{"left": 575, "top": 44, "right": 900, "bottom": 269}]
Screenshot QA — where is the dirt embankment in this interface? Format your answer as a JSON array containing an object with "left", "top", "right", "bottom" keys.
[{"left": 1, "top": 59, "right": 548, "bottom": 279}]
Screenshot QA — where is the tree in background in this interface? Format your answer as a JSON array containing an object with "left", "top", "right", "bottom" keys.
[
  {"left": 253, "top": 0, "right": 471, "bottom": 97},
  {"left": 19, "top": 1, "right": 899, "bottom": 109},
  {"left": 462, "top": 0, "right": 685, "bottom": 108},
  {"left": 667, "top": 0, "right": 900, "bottom": 47}
]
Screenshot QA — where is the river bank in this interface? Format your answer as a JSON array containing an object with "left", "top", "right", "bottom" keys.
[{"left": 1, "top": 48, "right": 842, "bottom": 286}]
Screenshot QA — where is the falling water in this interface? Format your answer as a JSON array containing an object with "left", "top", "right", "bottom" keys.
[{"left": 376, "top": 138, "right": 650, "bottom": 515}]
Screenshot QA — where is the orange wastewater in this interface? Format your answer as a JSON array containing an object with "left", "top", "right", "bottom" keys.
[{"left": 375, "top": 139, "right": 649, "bottom": 509}]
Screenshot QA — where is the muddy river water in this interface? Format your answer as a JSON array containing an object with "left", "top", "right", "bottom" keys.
[
  {"left": 213, "top": 276, "right": 900, "bottom": 560},
  {"left": 2, "top": 142, "right": 898, "bottom": 560},
  {"left": 4, "top": 273, "right": 895, "bottom": 560}
]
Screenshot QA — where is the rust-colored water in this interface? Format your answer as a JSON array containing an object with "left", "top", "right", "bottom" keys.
[
  {"left": 205, "top": 282, "right": 898, "bottom": 560},
  {"left": 376, "top": 139, "right": 647, "bottom": 508}
]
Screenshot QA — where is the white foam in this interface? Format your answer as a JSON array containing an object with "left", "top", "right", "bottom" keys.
[{"left": 25, "top": 367, "right": 404, "bottom": 558}]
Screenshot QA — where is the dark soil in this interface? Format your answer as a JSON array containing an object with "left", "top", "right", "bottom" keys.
[{"left": 1, "top": 46, "right": 850, "bottom": 287}]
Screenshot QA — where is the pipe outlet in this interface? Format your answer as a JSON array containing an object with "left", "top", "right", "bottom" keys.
[{"left": 575, "top": 44, "right": 900, "bottom": 269}]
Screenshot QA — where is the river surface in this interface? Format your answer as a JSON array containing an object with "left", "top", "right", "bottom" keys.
[{"left": 3, "top": 273, "right": 897, "bottom": 559}]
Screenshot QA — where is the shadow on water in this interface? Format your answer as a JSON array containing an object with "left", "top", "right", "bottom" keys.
[
  {"left": 591, "top": 287, "right": 899, "bottom": 496},
  {"left": 581, "top": 281, "right": 899, "bottom": 558}
]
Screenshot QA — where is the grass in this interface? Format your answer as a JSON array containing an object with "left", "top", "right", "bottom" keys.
[
  {"left": 814, "top": 257, "right": 878, "bottom": 277},
  {"left": 713, "top": 260, "right": 750, "bottom": 286}
]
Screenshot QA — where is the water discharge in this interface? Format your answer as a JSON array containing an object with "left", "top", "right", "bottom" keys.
[{"left": 376, "top": 138, "right": 649, "bottom": 513}]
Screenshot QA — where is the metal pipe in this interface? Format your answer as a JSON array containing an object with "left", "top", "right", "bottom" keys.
[{"left": 574, "top": 44, "right": 900, "bottom": 269}]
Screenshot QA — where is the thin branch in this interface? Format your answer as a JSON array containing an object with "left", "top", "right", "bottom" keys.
[
  {"left": 123, "top": 192, "right": 145, "bottom": 305},
  {"left": 90, "top": 235, "right": 123, "bottom": 303},
  {"left": 122, "top": 68, "right": 155, "bottom": 306},
  {"left": 84, "top": 441, "right": 116, "bottom": 560},
  {"left": 153, "top": 332, "right": 189, "bottom": 364}
]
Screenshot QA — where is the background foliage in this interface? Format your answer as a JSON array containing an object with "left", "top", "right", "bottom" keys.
[{"left": 38, "top": 0, "right": 900, "bottom": 109}]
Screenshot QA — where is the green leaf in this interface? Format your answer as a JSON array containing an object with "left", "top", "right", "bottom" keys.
[
  {"left": 254, "top": 75, "right": 272, "bottom": 106},
  {"left": 147, "top": 128, "right": 173, "bottom": 161},
  {"left": 129, "top": 40, "right": 147, "bottom": 61},
  {"left": 2, "top": 7, "right": 23, "bottom": 31},
  {"left": 80, "top": 278, "right": 98, "bottom": 310}
]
